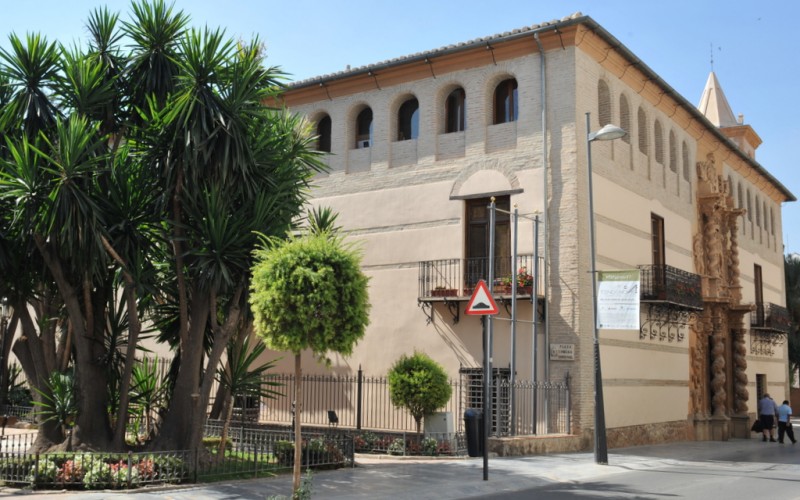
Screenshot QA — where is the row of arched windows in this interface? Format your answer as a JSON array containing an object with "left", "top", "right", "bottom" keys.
[
  {"left": 732, "top": 177, "right": 777, "bottom": 244},
  {"left": 598, "top": 80, "right": 692, "bottom": 184},
  {"left": 314, "top": 78, "right": 519, "bottom": 152}
]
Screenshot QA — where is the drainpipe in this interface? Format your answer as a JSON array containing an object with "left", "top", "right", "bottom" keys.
[{"left": 534, "top": 32, "right": 549, "bottom": 382}]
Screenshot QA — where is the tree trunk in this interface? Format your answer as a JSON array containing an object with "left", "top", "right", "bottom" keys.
[
  {"left": 0, "top": 315, "right": 18, "bottom": 406},
  {"left": 209, "top": 381, "right": 230, "bottom": 420},
  {"left": 103, "top": 237, "right": 144, "bottom": 448},
  {"left": 149, "top": 294, "right": 210, "bottom": 451},
  {"left": 34, "top": 236, "right": 112, "bottom": 450},
  {"left": 217, "top": 395, "right": 235, "bottom": 460},
  {"left": 293, "top": 352, "right": 302, "bottom": 496}
]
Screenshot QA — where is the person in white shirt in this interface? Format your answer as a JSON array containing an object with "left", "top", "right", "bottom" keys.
[{"left": 777, "top": 400, "right": 796, "bottom": 444}]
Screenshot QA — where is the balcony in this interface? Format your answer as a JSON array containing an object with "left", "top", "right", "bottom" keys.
[
  {"left": 751, "top": 302, "right": 791, "bottom": 334},
  {"left": 638, "top": 264, "right": 703, "bottom": 311},
  {"left": 419, "top": 255, "right": 544, "bottom": 301}
]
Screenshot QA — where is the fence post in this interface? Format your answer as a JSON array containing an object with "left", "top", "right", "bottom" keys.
[
  {"left": 127, "top": 451, "right": 133, "bottom": 488},
  {"left": 356, "top": 365, "right": 363, "bottom": 430},
  {"left": 33, "top": 452, "right": 39, "bottom": 487},
  {"left": 565, "top": 371, "right": 571, "bottom": 435},
  {"left": 193, "top": 448, "right": 199, "bottom": 483}
]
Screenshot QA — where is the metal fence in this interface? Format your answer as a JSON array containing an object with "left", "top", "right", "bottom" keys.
[
  {"left": 6, "top": 360, "right": 570, "bottom": 438},
  {"left": 0, "top": 423, "right": 352, "bottom": 489},
  {"left": 257, "top": 370, "right": 571, "bottom": 437}
]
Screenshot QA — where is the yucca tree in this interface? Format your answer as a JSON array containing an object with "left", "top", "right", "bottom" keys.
[
  {"left": 215, "top": 333, "right": 281, "bottom": 458},
  {"left": 139, "top": 27, "right": 324, "bottom": 450},
  {"left": 129, "top": 356, "right": 169, "bottom": 441},
  {"left": 0, "top": 0, "right": 324, "bottom": 454}
]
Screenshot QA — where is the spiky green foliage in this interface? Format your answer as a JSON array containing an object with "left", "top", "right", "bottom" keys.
[
  {"left": 785, "top": 254, "right": 800, "bottom": 382},
  {"left": 33, "top": 371, "right": 78, "bottom": 438},
  {"left": 0, "top": 0, "right": 326, "bottom": 451}
]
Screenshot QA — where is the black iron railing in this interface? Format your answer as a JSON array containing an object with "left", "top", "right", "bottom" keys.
[
  {"left": 638, "top": 264, "right": 703, "bottom": 310},
  {"left": 419, "top": 255, "right": 544, "bottom": 298},
  {"left": 751, "top": 302, "right": 791, "bottom": 333}
]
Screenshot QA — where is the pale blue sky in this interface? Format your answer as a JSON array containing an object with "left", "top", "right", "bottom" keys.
[{"left": 2, "top": 1, "right": 799, "bottom": 253}]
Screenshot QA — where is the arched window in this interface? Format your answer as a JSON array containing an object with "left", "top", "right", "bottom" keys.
[
  {"left": 738, "top": 182, "right": 745, "bottom": 234},
  {"left": 668, "top": 131, "right": 677, "bottom": 173},
  {"left": 737, "top": 182, "right": 743, "bottom": 209},
  {"left": 755, "top": 196, "right": 761, "bottom": 228},
  {"left": 654, "top": 121, "right": 664, "bottom": 164},
  {"left": 316, "top": 114, "right": 331, "bottom": 153},
  {"left": 637, "top": 107, "right": 648, "bottom": 155},
  {"left": 598, "top": 80, "right": 611, "bottom": 126},
  {"left": 355, "top": 107, "right": 373, "bottom": 148},
  {"left": 445, "top": 87, "right": 466, "bottom": 133},
  {"left": 728, "top": 176, "right": 735, "bottom": 205},
  {"left": 747, "top": 189, "right": 753, "bottom": 238},
  {"left": 619, "top": 94, "right": 630, "bottom": 144},
  {"left": 397, "top": 98, "right": 419, "bottom": 141},
  {"left": 493, "top": 78, "right": 518, "bottom": 124},
  {"left": 682, "top": 142, "right": 690, "bottom": 182},
  {"left": 770, "top": 207, "right": 775, "bottom": 235}
]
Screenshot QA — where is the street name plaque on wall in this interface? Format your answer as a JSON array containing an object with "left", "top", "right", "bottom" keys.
[{"left": 549, "top": 343, "right": 575, "bottom": 361}]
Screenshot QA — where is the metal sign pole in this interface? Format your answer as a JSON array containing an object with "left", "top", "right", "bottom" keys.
[{"left": 485, "top": 198, "right": 497, "bottom": 480}]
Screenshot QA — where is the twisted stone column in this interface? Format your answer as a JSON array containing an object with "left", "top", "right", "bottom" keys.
[
  {"left": 690, "top": 315, "right": 709, "bottom": 418},
  {"left": 732, "top": 328, "right": 749, "bottom": 414},
  {"left": 710, "top": 336, "right": 727, "bottom": 416}
]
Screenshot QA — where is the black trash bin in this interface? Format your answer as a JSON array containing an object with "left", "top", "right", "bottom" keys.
[{"left": 464, "top": 408, "right": 484, "bottom": 457}]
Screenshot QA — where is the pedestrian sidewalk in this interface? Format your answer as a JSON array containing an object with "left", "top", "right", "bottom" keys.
[{"left": 1, "top": 437, "right": 796, "bottom": 499}]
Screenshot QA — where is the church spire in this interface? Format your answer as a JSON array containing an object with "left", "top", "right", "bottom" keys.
[
  {"left": 698, "top": 71, "right": 761, "bottom": 158},
  {"left": 697, "top": 71, "right": 738, "bottom": 128}
]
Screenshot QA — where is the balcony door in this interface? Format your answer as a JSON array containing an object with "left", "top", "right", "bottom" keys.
[
  {"left": 754, "top": 264, "right": 764, "bottom": 324},
  {"left": 466, "top": 196, "right": 510, "bottom": 286},
  {"left": 651, "top": 214, "right": 665, "bottom": 293}
]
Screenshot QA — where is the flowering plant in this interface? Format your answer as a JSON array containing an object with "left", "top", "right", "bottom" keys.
[
  {"left": 499, "top": 267, "right": 533, "bottom": 287},
  {"left": 516, "top": 267, "right": 533, "bottom": 287}
]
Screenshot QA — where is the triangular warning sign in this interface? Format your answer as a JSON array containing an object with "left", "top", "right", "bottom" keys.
[{"left": 465, "top": 280, "right": 499, "bottom": 315}]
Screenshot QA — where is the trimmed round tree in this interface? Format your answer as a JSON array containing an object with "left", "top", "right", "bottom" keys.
[
  {"left": 388, "top": 352, "right": 452, "bottom": 436},
  {"left": 250, "top": 230, "right": 369, "bottom": 495}
]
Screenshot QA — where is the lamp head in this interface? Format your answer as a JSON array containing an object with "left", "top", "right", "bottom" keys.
[{"left": 588, "top": 124, "right": 627, "bottom": 142}]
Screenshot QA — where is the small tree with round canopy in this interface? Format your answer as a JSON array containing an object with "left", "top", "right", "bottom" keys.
[
  {"left": 388, "top": 351, "right": 452, "bottom": 437},
  {"left": 250, "top": 229, "right": 369, "bottom": 495}
]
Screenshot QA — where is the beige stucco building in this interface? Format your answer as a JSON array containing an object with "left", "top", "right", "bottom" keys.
[{"left": 276, "top": 13, "right": 794, "bottom": 448}]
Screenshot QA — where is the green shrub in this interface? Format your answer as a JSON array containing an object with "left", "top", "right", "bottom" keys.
[
  {"left": 83, "top": 459, "right": 140, "bottom": 489},
  {"left": 353, "top": 431, "right": 377, "bottom": 452},
  {"left": 26, "top": 456, "right": 58, "bottom": 485},
  {"left": 202, "top": 436, "right": 232, "bottom": 453},
  {"left": 387, "top": 438, "right": 405, "bottom": 456},
  {"left": 274, "top": 438, "right": 345, "bottom": 469},
  {"left": 421, "top": 437, "right": 438, "bottom": 456}
]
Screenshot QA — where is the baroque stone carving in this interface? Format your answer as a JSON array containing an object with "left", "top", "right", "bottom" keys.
[
  {"left": 693, "top": 233, "right": 705, "bottom": 276},
  {"left": 696, "top": 153, "right": 720, "bottom": 193},
  {"left": 732, "top": 329, "right": 749, "bottom": 414},
  {"left": 689, "top": 316, "right": 709, "bottom": 418},
  {"left": 710, "top": 330, "right": 727, "bottom": 417}
]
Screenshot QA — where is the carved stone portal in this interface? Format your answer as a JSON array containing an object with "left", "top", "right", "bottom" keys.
[{"left": 689, "top": 153, "right": 749, "bottom": 438}]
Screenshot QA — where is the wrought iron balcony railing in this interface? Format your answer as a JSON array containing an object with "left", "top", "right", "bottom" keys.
[
  {"left": 638, "top": 264, "right": 703, "bottom": 310},
  {"left": 419, "top": 255, "right": 544, "bottom": 299},
  {"left": 751, "top": 302, "right": 791, "bottom": 334}
]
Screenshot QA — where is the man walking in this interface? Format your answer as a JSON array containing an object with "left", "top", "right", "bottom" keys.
[
  {"left": 758, "top": 393, "right": 778, "bottom": 442},
  {"left": 777, "top": 399, "right": 797, "bottom": 444}
]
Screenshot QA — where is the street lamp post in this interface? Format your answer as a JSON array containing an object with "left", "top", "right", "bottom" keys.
[{"left": 585, "top": 113, "right": 626, "bottom": 465}]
